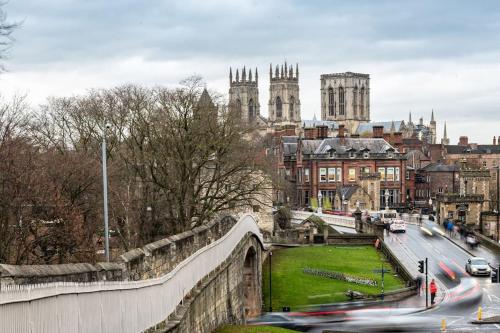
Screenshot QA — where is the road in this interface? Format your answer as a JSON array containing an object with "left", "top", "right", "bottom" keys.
[{"left": 384, "top": 222, "right": 500, "bottom": 330}]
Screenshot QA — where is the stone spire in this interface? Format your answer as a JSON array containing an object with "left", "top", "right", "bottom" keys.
[
  {"left": 289, "top": 65, "right": 293, "bottom": 78},
  {"left": 390, "top": 120, "right": 396, "bottom": 134},
  {"left": 255, "top": 67, "right": 258, "bottom": 84},
  {"left": 284, "top": 61, "right": 287, "bottom": 78},
  {"left": 248, "top": 68, "right": 252, "bottom": 82},
  {"left": 229, "top": 67, "right": 232, "bottom": 84},
  {"left": 235, "top": 68, "right": 239, "bottom": 82},
  {"left": 431, "top": 109, "right": 435, "bottom": 123},
  {"left": 441, "top": 122, "right": 450, "bottom": 145},
  {"left": 408, "top": 111, "right": 413, "bottom": 124},
  {"left": 242, "top": 66, "right": 246, "bottom": 82},
  {"left": 275, "top": 65, "right": 279, "bottom": 78},
  {"left": 296, "top": 63, "right": 299, "bottom": 79},
  {"left": 269, "top": 63, "right": 273, "bottom": 79},
  {"left": 280, "top": 65, "right": 284, "bottom": 79}
]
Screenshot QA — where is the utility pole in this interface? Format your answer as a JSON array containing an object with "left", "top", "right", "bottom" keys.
[{"left": 102, "top": 125, "right": 110, "bottom": 262}]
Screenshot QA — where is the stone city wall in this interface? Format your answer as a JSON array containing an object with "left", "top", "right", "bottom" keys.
[{"left": 0, "top": 215, "right": 238, "bottom": 286}]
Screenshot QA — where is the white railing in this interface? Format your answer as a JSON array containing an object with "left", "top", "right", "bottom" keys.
[
  {"left": 0, "top": 214, "right": 263, "bottom": 333},
  {"left": 291, "top": 210, "right": 355, "bottom": 229}
]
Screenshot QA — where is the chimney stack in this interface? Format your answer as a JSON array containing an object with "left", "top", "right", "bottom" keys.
[
  {"left": 338, "top": 124, "right": 345, "bottom": 138},
  {"left": 317, "top": 125, "right": 328, "bottom": 139},
  {"left": 373, "top": 126, "right": 384, "bottom": 138},
  {"left": 304, "top": 128, "right": 316, "bottom": 140},
  {"left": 393, "top": 132, "right": 403, "bottom": 145},
  {"left": 458, "top": 136, "right": 469, "bottom": 146}
]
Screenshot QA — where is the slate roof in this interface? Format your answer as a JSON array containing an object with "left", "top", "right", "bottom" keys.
[
  {"left": 301, "top": 140, "right": 322, "bottom": 154},
  {"left": 421, "top": 163, "right": 459, "bottom": 172},
  {"left": 445, "top": 145, "right": 500, "bottom": 154},
  {"left": 355, "top": 121, "right": 404, "bottom": 134},
  {"left": 283, "top": 143, "right": 298, "bottom": 156},
  {"left": 315, "top": 138, "right": 396, "bottom": 154}
]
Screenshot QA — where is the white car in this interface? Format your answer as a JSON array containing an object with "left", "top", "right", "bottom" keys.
[
  {"left": 465, "top": 257, "right": 491, "bottom": 276},
  {"left": 390, "top": 220, "right": 406, "bottom": 233}
]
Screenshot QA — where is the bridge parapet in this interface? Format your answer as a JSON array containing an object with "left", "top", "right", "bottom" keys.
[{"left": 0, "top": 215, "right": 238, "bottom": 286}]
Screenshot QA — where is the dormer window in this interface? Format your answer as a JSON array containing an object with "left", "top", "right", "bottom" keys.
[
  {"left": 327, "top": 147, "right": 336, "bottom": 158},
  {"left": 347, "top": 147, "right": 356, "bottom": 159},
  {"left": 385, "top": 147, "right": 395, "bottom": 158},
  {"left": 361, "top": 147, "right": 370, "bottom": 159}
]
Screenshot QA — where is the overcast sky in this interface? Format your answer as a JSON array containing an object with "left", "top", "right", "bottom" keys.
[{"left": 0, "top": 0, "right": 499, "bottom": 144}]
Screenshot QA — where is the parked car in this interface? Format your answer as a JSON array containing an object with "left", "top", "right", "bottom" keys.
[
  {"left": 465, "top": 257, "right": 491, "bottom": 276},
  {"left": 389, "top": 220, "right": 406, "bottom": 233}
]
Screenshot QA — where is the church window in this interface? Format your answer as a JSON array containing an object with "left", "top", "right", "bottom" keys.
[
  {"left": 328, "top": 87, "right": 335, "bottom": 116},
  {"left": 360, "top": 87, "right": 365, "bottom": 117},
  {"left": 290, "top": 96, "right": 295, "bottom": 120},
  {"left": 276, "top": 96, "right": 282, "bottom": 119},
  {"left": 353, "top": 86, "right": 358, "bottom": 117},
  {"left": 236, "top": 99, "right": 242, "bottom": 116},
  {"left": 339, "top": 86, "right": 345, "bottom": 116},
  {"left": 248, "top": 98, "right": 255, "bottom": 120}
]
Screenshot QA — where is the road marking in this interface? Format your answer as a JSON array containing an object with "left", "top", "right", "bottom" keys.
[{"left": 495, "top": 324, "right": 500, "bottom": 329}]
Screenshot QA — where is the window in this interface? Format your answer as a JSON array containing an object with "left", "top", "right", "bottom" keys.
[
  {"left": 276, "top": 96, "right": 282, "bottom": 118},
  {"left": 349, "top": 150, "right": 356, "bottom": 158},
  {"left": 348, "top": 168, "right": 356, "bottom": 182},
  {"left": 380, "top": 189, "right": 400, "bottom": 207},
  {"left": 328, "top": 168, "right": 336, "bottom": 182},
  {"left": 406, "top": 170, "right": 410, "bottom": 180},
  {"left": 248, "top": 98, "right": 255, "bottom": 120},
  {"left": 328, "top": 149, "right": 336, "bottom": 158},
  {"left": 387, "top": 167, "right": 395, "bottom": 181},
  {"left": 438, "top": 187, "right": 443, "bottom": 194},
  {"left": 395, "top": 167, "right": 400, "bottom": 181},
  {"left": 320, "top": 168, "right": 327, "bottom": 182},
  {"left": 289, "top": 96, "right": 295, "bottom": 119},
  {"left": 360, "top": 87, "right": 365, "bottom": 117},
  {"left": 362, "top": 167, "right": 371, "bottom": 174},
  {"left": 337, "top": 167, "right": 342, "bottom": 182},
  {"left": 363, "top": 151, "right": 370, "bottom": 159},
  {"left": 339, "top": 86, "right": 345, "bottom": 116},
  {"left": 378, "top": 167, "right": 386, "bottom": 181},
  {"left": 483, "top": 161, "right": 487, "bottom": 168},
  {"left": 304, "top": 168, "right": 310, "bottom": 183},
  {"left": 304, "top": 191, "right": 310, "bottom": 205},
  {"left": 353, "top": 86, "right": 358, "bottom": 117},
  {"left": 236, "top": 99, "right": 242, "bottom": 116},
  {"left": 328, "top": 87, "right": 335, "bottom": 116},
  {"left": 387, "top": 151, "right": 394, "bottom": 158}
]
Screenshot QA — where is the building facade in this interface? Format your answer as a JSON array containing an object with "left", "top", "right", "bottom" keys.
[{"left": 228, "top": 66, "right": 261, "bottom": 123}]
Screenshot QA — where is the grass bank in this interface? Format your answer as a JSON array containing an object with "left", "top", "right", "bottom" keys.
[{"left": 262, "top": 245, "right": 404, "bottom": 310}]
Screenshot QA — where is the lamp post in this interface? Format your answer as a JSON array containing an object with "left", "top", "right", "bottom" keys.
[
  {"left": 102, "top": 124, "right": 110, "bottom": 262},
  {"left": 269, "top": 251, "right": 273, "bottom": 312},
  {"left": 342, "top": 194, "right": 346, "bottom": 213},
  {"left": 384, "top": 189, "right": 390, "bottom": 211},
  {"left": 318, "top": 191, "right": 323, "bottom": 214},
  {"left": 496, "top": 166, "right": 499, "bottom": 242}
]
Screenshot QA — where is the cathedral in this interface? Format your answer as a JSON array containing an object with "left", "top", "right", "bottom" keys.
[{"left": 227, "top": 63, "right": 438, "bottom": 144}]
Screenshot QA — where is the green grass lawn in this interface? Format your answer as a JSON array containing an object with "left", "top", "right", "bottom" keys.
[
  {"left": 215, "top": 325, "right": 298, "bottom": 333},
  {"left": 262, "top": 245, "right": 404, "bottom": 310}
]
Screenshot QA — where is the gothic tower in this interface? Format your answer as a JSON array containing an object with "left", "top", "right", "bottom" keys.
[
  {"left": 268, "top": 62, "right": 301, "bottom": 126},
  {"left": 228, "top": 66, "right": 260, "bottom": 123},
  {"left": 320, "top": 72, "right": 370, "bottom": 134},
  {"left": 430, "top": 109, "right": 437, "bottom": 144},
  {"left": 441, "top": 122, "right": 450, "bottom": 145}
]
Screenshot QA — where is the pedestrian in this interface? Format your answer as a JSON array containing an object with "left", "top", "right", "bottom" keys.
[
  {"left": 415, "top": 276, "right": 423, "bottom": 296},
  {"left": 430, "top": 279, "right": 437, "bottom": 305}
]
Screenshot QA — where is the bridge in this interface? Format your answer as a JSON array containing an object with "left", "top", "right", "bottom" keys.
[{"left": 0, "top": 214, "right": 264, "bottom": 333}]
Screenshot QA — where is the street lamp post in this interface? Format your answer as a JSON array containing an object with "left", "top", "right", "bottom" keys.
[
  {"left": 496, "top": 166, "right": 499, "bottom": 242},
  {"left": 384, "top": 189, "right": 390, "bottom": 211},
  {"left": 102, "top": 125, "right": 110, "bottom": 262},
  {"left": 269, "top": 251, "right": 273, "bottom": 312}
]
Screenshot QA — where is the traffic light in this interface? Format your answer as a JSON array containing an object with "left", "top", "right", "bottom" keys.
[{"left": 418, "top": 260, "right": 425, "bottom": 273}]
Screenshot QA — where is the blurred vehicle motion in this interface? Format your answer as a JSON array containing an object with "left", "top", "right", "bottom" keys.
[
  {"left": 420, "top": 221, "right": 445, "bottom": 237},
  {"left": 247, "top": 313, "right": 313, "bottom": 331}
]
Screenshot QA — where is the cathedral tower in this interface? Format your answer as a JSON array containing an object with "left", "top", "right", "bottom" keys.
[
  {"left": 268, "top": 62, "right": 301, "bottom": 126},
  {"left": 229, "top": 66, "right": 260, "bottom": 123},
  {"left": 320, "top": 72, "right": 370, "bottom": 134}
]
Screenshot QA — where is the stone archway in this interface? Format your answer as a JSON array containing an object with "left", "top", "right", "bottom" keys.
[{"left": 243, "top": 246, "right": 259, "bottom": 318}]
